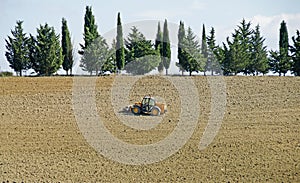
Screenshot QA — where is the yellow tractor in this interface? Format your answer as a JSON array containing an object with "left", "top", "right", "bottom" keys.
[{"left": 129, "top": 96, "right": 167, "bottom": 116}]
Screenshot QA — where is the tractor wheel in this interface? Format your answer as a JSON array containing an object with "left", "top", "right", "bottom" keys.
[
  {"left": 151, "top": 106, "right": 161, "bottom": 116},
  {"left": 131, "top": 105, "right": 141, "bottom": 115}
]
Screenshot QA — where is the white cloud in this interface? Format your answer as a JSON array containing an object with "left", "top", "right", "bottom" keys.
[
  {"left": 247, "top": 13, "right": 300, "bottom": 50},
  {"left": 214, "top": 13, "right": 300, "bottom": 51}
]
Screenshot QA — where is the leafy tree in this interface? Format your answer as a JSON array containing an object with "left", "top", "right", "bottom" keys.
[
  {"left": 176, "top": 21, "right": 186, "bottom": 75},
  {"left": 155, "top": 22, "right": 164, "bottom": 73},
  {"left": 217, "top": 19, "right": 253, "bottom": 75},
  {"left": 251, "top": 25, "right": 268, "bottom": 75},
  {"left": 61, "top": 18, "right": 73, "bottom": 75},
  {"left": 269, "top": 50, "right": 280, "bottom": 74},
  {"left": 181, "top": 27, "right": 206, "bottom": 76},
  {"left": 162, "top": 19, "right": 171, "bottom": 75},
  {"left": 29, "top": 23, "right": 62, "bottom": 76},
  {"left": 290, "top": 30, "right": 300, "bottom": 76},
  {"left": 79, "top": 6, "right": 99, "bottom": 55},
  {"left": 116, "top": 12, "right": 125, "bottom": 73},
  {"left": 125, "top": 26, "right": 160, "bottom": 75},
  {"left": 206, "top": 27, "right": 220, "bottom": 75},
  {"left": 201, "top": 24, "right": 209, "bottom": 75},
  {"left": 80, "top": 36, "right": 109, "bottom": 75},
  {"left": 5, "top": 21, "right": 29, "bottom": 76},
  {"left": 236, "top": 19, "right": 253, "bottom": 75},
  {"left": 103, "top": 39, "right": 117, "bottom": 73}
]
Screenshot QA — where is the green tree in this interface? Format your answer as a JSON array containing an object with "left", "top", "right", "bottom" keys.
[
  {"left": 182, "top": 27, "right": 206, "bottom": 76},
  {"left": 219, "top": 19, "right": 253, "bottom": 75},
  {"left": 201, "top": 24, "right": 209, "bottom": 75},
  {"left": 269, "top": 50, "right": 280, "bottom": 74},
  {"left": 279, "top": 20, "right": 290, "bottom": 76},
  {"left": 79, "top": 6, "right": 99, "bottom": 55},
  {"left": 236, "top": 19, "right": 253, "bottom": 75},
  {"left": 103, "top": 39, "right": 117, "bottom": 73},
  {"left": 80, "top": 36, "right": 109, "bottom": 75},
  {"left": 269, "top": 20, "right": 291, "bottom": 76},
  {"left": 176, "top": 21, "right": 186, "bottom": 75},
  {"left": 251, "top": 25, "right": 268, "bottom": 75},
  {"left": 290, "top": 30, "right": 300, "bottom": 76},
  {"left": 116, "top": 12, "right": 125, "bottom": 73},
  {"left": 155, "top": 22, "right": 164, "bottom": 73},
  {"left": 162, "top": 19, "right": 171, "bottom": 75},
  {"left": 125, "top": 26, "right": 160, "bottom": 75},
  {"left": 206, "top": 27, "right": 220, "bottom": 75},
  {"left": 61, "top": 18, "right": 73, "bottom": 75},
  {"left": 216, "top": 43, "right": 232, "bottom": 76},
  {"left": 5, "top": 21, "right": 29, "bottom": 76},
  {"left": 29, "top": 23, "right": 62, "bottom": 76}
]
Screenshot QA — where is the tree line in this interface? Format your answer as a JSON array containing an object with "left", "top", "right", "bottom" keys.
[{"left": 4, "top": 6, "right": 300, "bottom": 76}]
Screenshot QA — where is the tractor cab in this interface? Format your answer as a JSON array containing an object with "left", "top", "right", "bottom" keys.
[{"left": 141, "top": 96, "right": 155, "bottom": 113}]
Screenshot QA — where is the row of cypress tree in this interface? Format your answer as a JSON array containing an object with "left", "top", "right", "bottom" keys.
[{"left": 4, "top": 6, "right": 300, "bottom": 76}]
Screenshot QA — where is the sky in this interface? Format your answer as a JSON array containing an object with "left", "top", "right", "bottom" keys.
[{"left": 1, "top": 0, "right": 299, "bottom": 74}]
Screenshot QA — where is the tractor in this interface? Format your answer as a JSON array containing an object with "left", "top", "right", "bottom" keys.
[{"left": 129, "top": 96, "right": 167, "bottom": 116}]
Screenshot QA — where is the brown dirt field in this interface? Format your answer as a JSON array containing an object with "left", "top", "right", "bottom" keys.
[{"left": 0, "top": 76, "right": 299, "bottom": 182}]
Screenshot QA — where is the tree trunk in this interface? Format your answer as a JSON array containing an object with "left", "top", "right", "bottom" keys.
[
  {"left": 189, "top": 71, "right": 192, "bottom": 76},
  {"left": 165, "top": 69, "right": 168, "bottom": 76}
]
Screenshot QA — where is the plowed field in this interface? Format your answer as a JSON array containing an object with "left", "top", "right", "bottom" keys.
[{"left": 0, "top": 76, "right": 299, "bottom": 182}]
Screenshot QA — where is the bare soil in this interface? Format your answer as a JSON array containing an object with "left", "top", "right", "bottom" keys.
[{"left": 0, "top": 76, "right": 299, "bottom": 182}]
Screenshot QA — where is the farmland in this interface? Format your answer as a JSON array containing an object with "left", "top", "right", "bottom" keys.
[{"left": 0, "top": 76, "right": 299, "bottom": 182}]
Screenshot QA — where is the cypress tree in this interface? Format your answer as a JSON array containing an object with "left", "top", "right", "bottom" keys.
[
  {"left": 61, "top": 18, "right": 73, "bottom": 75},
  {"left": 116, "top": 12, "right": 125, "bottom": 73},
  {"left": 290, "top": 30, "right": 300, "bottom": 76},
  {"left": 279, "top": 20, "right": 290, "bottom": 76},
  {"left": 79, "top": 6, "right": 99, "bottom": 55},
  {"left": 201, "top": 24, "right": 208, "bottom": 75},
  {"left": 5, "top": 21, "right": 29, "bottom": 76},
  {"left": 155, "top": 22, "right": 164, "bottom": 73},
  {"left": 269, "top": 20, "right": 291, "bottom": 76},
  {"left": 207, "top": 27, "right": 220, "bottom": 75},
  {"left": 177, "top": 21, "right": 186, "bottom": 75},
  {"left": 162, "top": 19, "right": 171, "bottom": 75}
]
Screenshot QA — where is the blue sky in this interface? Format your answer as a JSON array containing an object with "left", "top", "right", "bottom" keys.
[{"left": 1, "top": 0, "right": 299, "bottom": 73}]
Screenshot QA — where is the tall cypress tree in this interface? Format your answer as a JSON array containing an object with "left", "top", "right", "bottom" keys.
[
  {"left": 177, "top": 21, "right": 186, "bottom": 75},
  {"left": 279, "top": 20, "right": 290, "bottom": 76},
  {"left": 207, "top": 27, "right": 220, "bottom": 75},
  {"left": 162, "top": 19, "right": 171, "bottom": 75},
  {"left": 79, "top": 6, "right": 99, "bottom": 55},
  {"left": 269, "top": 20, "right": 290, "bottom": 76},
  {"left": 61, "top": 18, "right": 73, "bottom": 75},
  {"left": 290, "top": 30, "right": 300, "bottom": 76},
  {"left": 155, "top": 22, "right": 164, "bottom": 73},
  {"left": 5, "top": 21, "right": 29, "bottom": 76},
  {"left": 116, "top": 12, "right": 125, "bottom": 73},
  {"left": 201, "top": 24, "right": 208, "bottom": 75}
]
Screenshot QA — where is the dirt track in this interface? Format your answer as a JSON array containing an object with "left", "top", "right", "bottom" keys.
[{"left": 0, "top": 76, "right": 299, "bottom": 182}]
